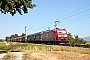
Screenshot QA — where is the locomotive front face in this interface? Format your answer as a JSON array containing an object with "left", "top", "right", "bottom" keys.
[{"left": 56, "top": 29, "right": 68, "bottom": 41}]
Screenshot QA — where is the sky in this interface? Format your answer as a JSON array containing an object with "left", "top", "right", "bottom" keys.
[{"left": 0, "top": 0, "right": 90, "bottom": 39}]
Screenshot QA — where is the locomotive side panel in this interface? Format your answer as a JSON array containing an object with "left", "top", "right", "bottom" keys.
[
  {"left": 48, "top": 30, "right": 56, "bottom": 41},
  {"left": 35, "top": 34, "right": 42, "bottom": 41},
  {"left": 42, "top": 30, "right": 56, "bottom": 41},
  {"left": 27, "top": 35, "right": 31, "bottom": 42},
  {"left": 42, "top": 31, "right": 49, "bottom": 41},
  {"left": 30, "top": 34, "right": 35, "bottom": 41}
]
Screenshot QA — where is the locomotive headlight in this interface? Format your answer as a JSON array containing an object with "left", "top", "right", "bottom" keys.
[
  {"left": 58, "top": 35, "right": 61, "bottom": 37},
  {"left": 64, "top": 35, "right": 67, "bottom": 37}
]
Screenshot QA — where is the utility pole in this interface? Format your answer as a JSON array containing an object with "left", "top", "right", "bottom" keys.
[
  {"left": 24, "top": 26, "right": 33, "bottom": 43},
  {"left": 48, "top": 27, "right": 50, "bottom": 30},
  {"left": 54, "top": 21, "right": 60, "bottom": 28},
  {"left": 25, "top": 26, "right": 27, "bottom": 43}
]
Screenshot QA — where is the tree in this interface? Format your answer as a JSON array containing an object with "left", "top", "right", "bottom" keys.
[
  {"left": 21, "top": 33, "right": 26, "bottom": 36},
  {"left": 0, "top": 0, "right": 36, "bottom": 16},
  {"left": 5, "top": 36, "right": 10, "bottom": 42},
  {"left": 68, "top": 32, "right": 75, "bottom": 44},
  {"left": 14, "top": 34, "right": 18, "bottom": 37},
  {"left": 74, "top": 35, "right": 86, "bottom": 44},
  {"left": 0, "top": 39, "right": 2, "bottom": 42},
  {"left": 10, "top": 34, "right": 18, "bottom": 39},
  {"left": 68, "top": 32, "right": 86, "bottom": 44}
]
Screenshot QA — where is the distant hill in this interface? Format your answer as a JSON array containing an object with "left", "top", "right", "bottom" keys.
[{"left": 83, "top": 36, "right": 90, "bottom": 41}]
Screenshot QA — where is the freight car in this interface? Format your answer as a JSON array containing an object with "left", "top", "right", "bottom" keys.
[{"left": 11, "top": 36, "right": 25, "bottom": 42}]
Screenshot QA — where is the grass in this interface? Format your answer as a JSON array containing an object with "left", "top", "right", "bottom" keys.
[
  {"left": 1, "top": 42, "right": 90, "bottom": 60},
  {"left": 13, "top": 43, "right": 52, "bottom": 51},
  {"left": 12, "top": 43, "right": 90, "bottom": 54},
  {"left": 86, "top": 41, "right": 90, "bottom": 45},
  {"left": 51, "top": 46, "right": 90, "bottom": 54},
  {"left": 2, "top": 52, "right": 15, "bottom": 60},
  {"left": 23, "top": 53, "right": 42, "bottom": 60},
  {"left": 0, "top": 42, "right": 6, "bottom": 47},
  {"left": 0, "top": 42, "right": 90, "bottom": 54},
  {"left": 0, "top": 42, "right": 52, "bottom": 52}
]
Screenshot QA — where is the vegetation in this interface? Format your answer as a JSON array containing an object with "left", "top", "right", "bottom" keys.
[
  {"left": 0, "top": 42, "right": 90, "bottom": 54},
  {"left": 1, "top": 43, "right": 89, "bottom": 60},
  {"left": 0, "top": 39, "right": 3, "bottom": 42},
  {"left": 68, "top": 32, "right": 86, "bottom": 44},
  {"left": 86, "top": 41, "right": 90, "bottom": 45},
  {"left": 21, "top": 33, "right": 26, "bottom": 36},
  {"left": 5, "top": 33, "right": 26, "bottom": 41},
  {"left": 2, "top": 52, "right": 15, "bottom": 60},
  {"left": 0, "top": 42, "right": 90, "bottom": 60},
  {"left": 0, "top": 0, "right": 36, "bottom": 16},
  {"left": 0, "top": 42, "right": 6, "bottom": 46},
  {"left": 0, "top": 42, "right": 51, "bottom": 52}
]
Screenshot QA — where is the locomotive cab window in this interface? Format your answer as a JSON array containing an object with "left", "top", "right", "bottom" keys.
[{"left": 58, "top": 30, "right": 66, "bottom": 34}]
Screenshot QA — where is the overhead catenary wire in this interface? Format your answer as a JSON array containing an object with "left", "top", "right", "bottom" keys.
[
  {"left": 60, "top": 14, "right": 90, "bottom": 25},
  {"left": 56, "top": 4, "right": 90, "bottom": 20},
  {"left": 28, "top": 4, "right": 90, "bottom": 33},
  {"left": 58, "top": 8, "right": 90, "bottom": 21},
  {"left": 60, "top": 16, "right": 90, "bottom": 26},
  {"left": 41, "top": 4, "right": 90, "bottom": 28}
]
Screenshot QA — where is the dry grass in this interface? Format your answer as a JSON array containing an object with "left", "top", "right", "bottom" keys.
[
  {"left": 1, "top": 42, "right": 89, "bottom": 54},
  {"left": 51, "top": 46, "right": 90, "bottom": 54},
  {"left": 23, "top": 50, "right": 90, "bottom": 60},
  {"left": 1, "top": 42, "right": 90, "bottom": 60},
  {"left": 2, "top": 52, "right": 15, "bottom": 60},
  {"left": 9, "top": 42, "right": 90, "bottom": 54},
  {"left": 23, "top": 53, "right": 43, "bottom": 60},
  {"left": 22, "top": 45, "right": 90, "bottom": 60}
]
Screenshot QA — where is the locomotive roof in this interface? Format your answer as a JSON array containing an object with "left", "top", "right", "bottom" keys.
[
  {"left": 54, "top": 28, "right": 66, "bottom": 30},
  {"left": 27, "top": 28, "right": 67, "bottom": 36},
  {"left": 28, "top": 31, "right": 43, "bottom": 36}
]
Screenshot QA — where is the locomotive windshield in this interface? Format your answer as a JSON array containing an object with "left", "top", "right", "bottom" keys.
[{"left": 58, "top": 30, "right": 66, "bottom": 34}]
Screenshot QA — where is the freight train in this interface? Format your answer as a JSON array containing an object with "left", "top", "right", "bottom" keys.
[{"left": 11, "top": 28, "right": 68, "bottom": 44}]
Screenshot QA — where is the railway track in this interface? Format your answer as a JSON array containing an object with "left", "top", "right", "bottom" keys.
[
  {"left": 58, "top": 44, "right": 90, "bottom": 48},
  {"left": 10, "top": 41, "right": 90, "bottom": 48},
  {"left": 30, "top": 42, "right": 90, "bottom": 48}
]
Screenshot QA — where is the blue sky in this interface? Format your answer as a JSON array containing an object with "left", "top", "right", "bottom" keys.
[{"left": 0, "top": 0, "right": 90, "bottom": 39}]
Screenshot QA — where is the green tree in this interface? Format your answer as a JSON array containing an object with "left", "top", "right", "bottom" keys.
[
  {"left": 5, "top": 36, "right": 10, "bottom": 42},
  {"left": 10, "top": 34, "right": 18, "bottom": 39},
  {"left": 0, "top": 39, "right": 2, "bottom": 42},
  {"left": 68, "top": 33, "right": 86, "bottom": 44},
  {"left": 74, "top": 35, "right": 79, "bottom": 44},
  {"left": 74, "top": 35, "right": 86, "bottom": 44},
  {"left": 10, "top": 34, "right": 15, "bottom": 39},
  {"left": 0, "top": 0, "right": 36, "bottom": 16},
  {"left": 21, "top": 33, "right": 26, "bottom": 36},
  {"left": 79, "top": 38, "right": 86, "bottom": 44},
  {"left": 68, "top": 32, "right": 75, "bottom": 44},
  {"left": 14, "top": 34, "right": 18, "bottom": 37}
]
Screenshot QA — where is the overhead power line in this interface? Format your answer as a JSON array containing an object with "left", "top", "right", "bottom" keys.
[
  {"left": 41, "top": 4, "right": 90, "bottom": 29},
  {"left": 29, "top": 4, "right": 90, "bottom": 32},
  {"left": 57, "top": 4, "right": 90, "bottom": 20},
  {"left": 59, "top": 8, "right": 90, "bottom": 21},
  {"left": 60, "top": 16, "right": 90, "bottom": 26},
  {"left": 61, "top": 14, "right": 90, "bottom": 24}
]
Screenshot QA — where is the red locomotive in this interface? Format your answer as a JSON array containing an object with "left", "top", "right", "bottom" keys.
[
  {"left": 11, "top": 28, "right": 68, "bottom": 44},
  {"left": 41, "top": 28, "right": 68, "bottom": 44}
]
